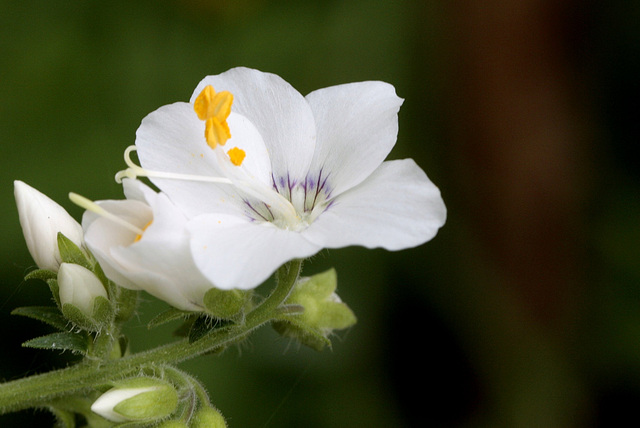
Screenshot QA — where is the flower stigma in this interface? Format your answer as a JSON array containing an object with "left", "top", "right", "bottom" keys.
[{"left": 115, "top": 146, "right": 234, "bottom": 185}]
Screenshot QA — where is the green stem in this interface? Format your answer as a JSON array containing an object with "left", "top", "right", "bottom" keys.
[{"left": 0, "top": 259, "right": 302, "bottom": 414}]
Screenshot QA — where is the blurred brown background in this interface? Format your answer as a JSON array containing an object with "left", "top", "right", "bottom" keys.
[{"left": 1, "top": 0, "right": 638, "bottom": 426}]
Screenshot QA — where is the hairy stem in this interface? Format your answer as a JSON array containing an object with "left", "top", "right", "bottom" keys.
[{"left": 0, "top": 259, "right": 302, "bottom": 414}]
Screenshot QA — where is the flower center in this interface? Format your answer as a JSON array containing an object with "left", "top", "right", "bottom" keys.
[
  {"left": 115, "top": 86, "right": 334, "bottom": 232},
  {"left": 133, "top": 220, "right": 153, "bottom": 243}
]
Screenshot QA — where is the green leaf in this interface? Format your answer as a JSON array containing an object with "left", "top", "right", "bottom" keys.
[
  {"left": 24, "top": 268, "right": 57, "bottom": 282},
  {"left": 57, "top": 232, "right": 92, "bottom": 270},
  {"left": 147, "top": 308, "right": 190, "bottom": 330},
  {"left": 22, "top": 331, "right": 89, "bottom": 354},
  {"left": 11, "top": 306, "right": 69, "bottom": 331}
]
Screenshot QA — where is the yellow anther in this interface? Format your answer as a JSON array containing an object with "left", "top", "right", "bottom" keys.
[
  {"left": 227, "top": 147, "right": 246, "bottom": 166},
  {"left": 205, "top": 116, "right": 231, "bottom": 149},
  {"left": 194, "top": 86, "right": 233, "bottom": 121},
  {"left": 194, "top": 85, "right": 233, "bottom": 149},
  {"left": 133, "top": 220, "right": 153, "bottom": 243}
]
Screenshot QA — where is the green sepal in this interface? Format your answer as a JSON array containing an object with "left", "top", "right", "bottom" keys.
[
  {"left": 188, "top": 315, "right": 234, "bottom": 344},
  {"left": 89, "top": 261, "right": 139, "bottom": 324},
  {"left": 92, "top": 296, "right": 114, "bottom": 325},
  {"left": 203, "top": 288, "right": 250, "bottom": 319},
  {"left": 147, "top": 308, "right": 190, "bottom": 330},
  {"left": 48, "top": 406, "right": 76, "bottom": 428},
  {"left": 22, "top": 331, "right": 89, "bottom": 355},
  {"left": 271, "top": 318, "right": 332, "bottom": 351},
  {"left": 61, "top": 295, "right": 112, "bottom": 332},
  {"left": 110, "top": 377, "right": 179, "bottom": 422},
  {"left": 89, "top": 261, "right": 113, "bottom": 294},
  {"left": 11, "top": 306, "right": 69, "bottom": 331},
  {"left": 24, "top": 268, "right": 57, "bottom": 282},
  {"left": 47, "top": 278, "right": 62, "bottom": 308},
  {"left": 113, "top": 287, "right": 139, "bottom": 323},
  {"left": 57, "top": 232, "right": 92, "bottom": 270}
]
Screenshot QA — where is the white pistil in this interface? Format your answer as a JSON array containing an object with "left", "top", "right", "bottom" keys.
[
  {"left": 116, "top": 145, "right": 302, "bottom": 228},
  {"left": 69, "top": 192, "right": 145, "bottom": 236},
  {"left": 115, "top": 146, "right": 233, "bottom": 185}
]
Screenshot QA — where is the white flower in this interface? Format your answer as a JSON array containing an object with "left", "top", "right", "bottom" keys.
[
  {"left": 119, "top": 67, "right": 446, "bottom": 290},
  {"left": 58, "top": 263, "right": 108, "bottom": 317},
  {"left": 78, "top": 179, "right": 214, "bottom": 311},
  {"left": 14, "top": 180, "right": 84, "bottom": 271}
]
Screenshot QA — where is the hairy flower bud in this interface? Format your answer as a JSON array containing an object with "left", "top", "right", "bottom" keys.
[
  {"left": 192, "top": 406, "right": 228, "bottom": 428},
  {"left": 273, "top": 268, "right": 356, "bottom": 351},
  {"left": 14, "top": 180, "right": 84, "bottom": 271},
  {"left": 91, "top": 377, "right": 178, "bottom": 423}
]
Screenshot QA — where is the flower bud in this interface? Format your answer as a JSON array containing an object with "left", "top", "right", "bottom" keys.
[
  {"left": 91, "top": 377, "right": 178, "bottom": 423},
  {"left": 14, "top": 180, "right": 84, "bottom": 271},
  {"left": 203, "top": 288, "right": 251, "bottom": 319},
  {"left": 192, "top": 406, "right": 228, "bottom": 428},
  {"left": 58, "top": 263, "right": 108, "bottom": 317},
  {"left": 58, "top": 263, "right": 112, "bottom": 330},
  {"left": 272, "top": 268, "right": 356, "bottom": 351}
]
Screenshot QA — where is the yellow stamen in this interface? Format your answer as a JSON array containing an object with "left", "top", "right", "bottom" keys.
[
  {"left": 194, "top": 85, "right": 233, "bottom": 148},
  {"left": 227, "top": 147, "right": 246, "bottom": 166},
  {"left": 205, "top": 116, "right": 231, "bottom": 148},
  {"left": 133, "top": 220, "right": 153, "bottom": 243}
]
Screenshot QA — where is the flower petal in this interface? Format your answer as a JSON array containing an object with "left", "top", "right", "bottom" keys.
[
  {"left": 305, "top": 81, "right": 403, "bottom": 196},
  {"left": 82, "top": 200, "right": 152, "bottom": 290},
  {"left": 121, "top": 177, "right": 156, "bottom": 202},
  {"left": 83, "top": 187, "right": 213, "bottom": 311},
  {"left": 188, "top": 214, "right": 321, "bottom": 290},
  {"left": 302, "top": 159, "right": 446, "bottom": 250},
  {"left": 191, "top": 67, "right": 317, "bottom": 185},
  {"left": 135, "top": 101, "right": 271, "bottom": 218}
]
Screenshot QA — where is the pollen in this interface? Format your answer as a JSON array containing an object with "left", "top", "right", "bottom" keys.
[
  {"left": 133, "top": 220, "right": 153, "bottom": 243},
  {"left": 194, "top": 85, "right": 233, "bottom": 148},
  {"left": 227, "top": 147, "right": 246, "bottom": 166}
]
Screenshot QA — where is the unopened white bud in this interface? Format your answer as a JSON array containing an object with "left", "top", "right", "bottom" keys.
[
  {"left": 14, "top": 180, "right": 83, "bottom": 271},
  {"left": 91, "top": 378, "right": 178, "bottom": 423},
  {"left": 58, "top": 263, "right": 108, "bottom": 317}
]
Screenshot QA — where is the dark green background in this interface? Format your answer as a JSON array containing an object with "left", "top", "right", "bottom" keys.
[{"left": 1, "top": 1, "right": 638, "bottom": 426}]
